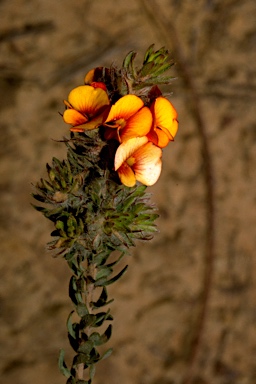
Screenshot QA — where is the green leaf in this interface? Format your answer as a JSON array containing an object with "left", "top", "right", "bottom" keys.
[
  {"left": 121, "top": 195, "right": 137, "bottom": 212},
  {"left": 75, "top": 347, "right": 100, "bottom": 366},
  {"left": 69, "top": 276, "right": 78, "bottom": 305},
  {"left": 64, "top": 248, "right": 77, "bottom": 262},
  {"left": 89, "top": 325, "right": 112, "bottom": 346},
  {"left": 89, "top": 348, "right": 101, "bottom": 364},
  {"left": 92, "top": 311, "right": 113, "bottom": 327},
  {"left": 123, "top": 50, "right": 136, "bottom": 69},
  {"left": 93, "top": 250, "right": 111, "bottom": 266},
  {"left": 132, "top": 224, "right": 158, "bottom": 233},
  {"left": 100, "top": 324, "right": 112, "bottom": 344},
  {"left": 104, "top": 265, "right": 128, "bottom": 286},
  {"left": 131, "top": 184, "right": 147, "bottom": 195},
  {"left": 91, "top": 286, "right": 114, "bottom": 309},
  {"left": 74, "top": 352, "right": 90, "bottom": 365},
  {"left": 76, "top": 303, "right": 89, "bottom": 317},
  {"left": 88, "top": 332, "right": 101, "bottom": 345},
  {"left": 69, "top": 276, "right": 83, "bottom": 305},
  {"left": 78, "top": 340, "right": 94, "bottom": 355},
  {"left": 92, "top": 275, "right": 107, "bottom": 287},
  {"left": 143, "top": 44, "right": 155, "bottom": 64},
  {"left": 80, "top": 314, "right": 96, "bottom": 328},
  {"left": 41, "top": 178, "right": 55, "bottom": 192},
  {"left": 100, "top": 348, "right": 113, "bottom": 361},
  {"left": 111, "top": 230, "right": 135, "bottom": 248},
  {"left": 96, "top": 286, "right": 107, "bottom": 304},
  {"left": 58, "top": 349, "right": 71, "bottom": 379},
  {"left": 68, "top": 258, "right": 80, "bottom": 276},
  {"left": 95, "top": 265, "right": 128, "bottom": 287},
  {"left": 132, "top": 203, "right": 149, "bottom": 214},
  {"left": 67, "top": 311, "right": 77, "bottom": 340},
  {"left": 95, "top": 266, "right": 112, "bottom": 281}
]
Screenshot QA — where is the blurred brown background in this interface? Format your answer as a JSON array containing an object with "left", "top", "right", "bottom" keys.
[{"left": 1, "top": 1, "right": 256, "bottom": 383}]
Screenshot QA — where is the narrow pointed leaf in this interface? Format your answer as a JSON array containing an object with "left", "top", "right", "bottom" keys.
[
  {"left": 58, "top": 349, "right": 72, "bottom": 379},
  {"left": 95, "top": 265, "right": 128, "bottom": 287}
]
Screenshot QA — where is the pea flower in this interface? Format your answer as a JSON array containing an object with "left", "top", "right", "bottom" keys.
[
  {"left": 114, "top": 136, "right": 162, "bottom": 187},
  {"left": 147, "top": 96, "right": 178, "bottom": 148},
  {"left": 63, "top": 85, "right": 110, "bottom": 132},
  {"left": 103, "top": 95, "right": 152, "bottom": 142}
]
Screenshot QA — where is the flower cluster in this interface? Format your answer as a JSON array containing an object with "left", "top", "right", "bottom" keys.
[{"left": 63, "top": 69, "right": 178, "bottom": 188}]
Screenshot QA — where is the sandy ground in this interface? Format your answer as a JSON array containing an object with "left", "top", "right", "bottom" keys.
[{"left": 1, "top": 0, "right": 256, "bottom": 383}]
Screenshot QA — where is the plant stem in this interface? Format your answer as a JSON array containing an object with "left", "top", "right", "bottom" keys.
[
  {"left": 77, "top": 363, "right": 84, "bottom": 380},
  {"left": 86, "top": 261, "right": 96, "bottom": 318}
]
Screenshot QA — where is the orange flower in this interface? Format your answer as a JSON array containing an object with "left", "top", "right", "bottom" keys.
[
  {"left": 147, "top": 97, "right": 178, "bottom": 148},
  {"left": 103, "top": 95, "right": 152, "bottom": 142},
  {"left": 114, "top": 137, "right": 162, "bottom": 187},
  {"left": 63, "top": 85, "right": 110, "bottom": 132}
]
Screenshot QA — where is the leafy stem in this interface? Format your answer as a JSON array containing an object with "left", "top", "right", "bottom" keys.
[{"left": 33, "top": 45, "right": 177, "bottom": 383}]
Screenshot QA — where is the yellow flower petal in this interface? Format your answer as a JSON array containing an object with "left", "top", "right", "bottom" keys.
[
  {"left": 152, "top": 97, "right": 178, "bottom": 138},
  {"left": 133, "top": 142, "right": 162, "bottom": 186},
  {"left": 114, "top": 137, "right": 148, "bottom": 171},
  {"left": 68, "top": 85, "right": 109, "bottom": 115},
  {"left": 105, "top": 95, "right": 144, "bottom": 122},
  {"left": 63, "top": 109, "right": 88, "bottom": 126},
  {"left": 117, "top": 163, "right": 136, "bottom": 187},
  {"left": 120, "top": 107, "right": 153, "bottom": 142}
]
